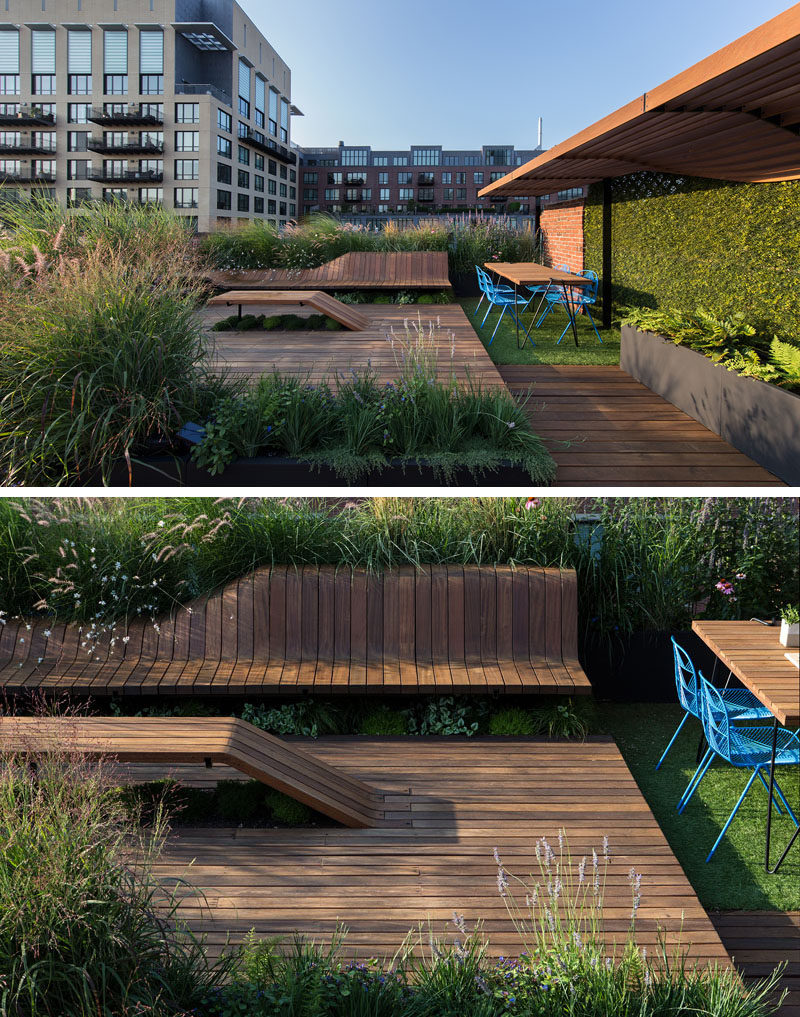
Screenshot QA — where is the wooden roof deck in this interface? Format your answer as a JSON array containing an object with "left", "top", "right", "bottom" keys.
[
  {"left": 206, "top": 302, "right": 507, "bottom": 389},
  {"left": 712, "top": 911, "right": 800, "bottom": 1017},
  {"left": 139, "top": 738, "right": 732, "bottom": 966},
  {"left": 499, "top": 365, "right": 783, "bottom": 486},
  {"left": 206, "top": 251, "right": 451, "bottom": 292},
  {"left": 0, "top": 566, "right": 590, "bottom": 697}
]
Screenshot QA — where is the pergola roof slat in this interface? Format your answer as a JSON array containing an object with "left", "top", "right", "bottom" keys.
[{"left": 481, "top": 4, "right": 800, "bottom": 198}]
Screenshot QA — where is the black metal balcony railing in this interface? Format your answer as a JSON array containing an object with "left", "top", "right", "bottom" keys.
[
  {"left": 175, "top": 82, "right": 232, "bottom": 107},
  {"left": 0, "top": 105, "right": 56, "bottom": 126},
  {"left": 0, "top": 171, "right": 56, "bottom": 184},
  {"left": 417, "top": 174, "right": 435, "bottom": 185},
  {"left": 87, "top": 137, "right": 164, "bottom": 155},
  {"left": 87, "top": 168, "right": 163, "bottom": 184},
  {"left": 0, "top": 140, "right": 57, "bottom": 155},
  {"left": 88, "top": 105, "right": 164, "bottom": 126},
  {"left": 237, "top": 127, "right": 296, "bottom": 166}
]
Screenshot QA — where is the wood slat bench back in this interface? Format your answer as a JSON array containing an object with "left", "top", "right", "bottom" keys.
[
  {"left": 0, "top": 567, "right": 590, "bottom": 695},
  {"left": 0, "top": 716, "right": 386, "bottom": 828},
  {"left": 206, "top": 251, "right": 451, "bottom": 291}
]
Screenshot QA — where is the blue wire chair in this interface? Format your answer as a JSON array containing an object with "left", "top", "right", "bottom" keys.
[
  {"left": 474, "top": 266, "right": 532, "bottom": 344},
  {"left": 695, "top": 675, "right": 799, "bottom": 862},
  {"left": 536, "top": 269, "right": 604, "bottom": 344},
  {"left": 656, "top": 637, "right": 771, "bottom": 772}
]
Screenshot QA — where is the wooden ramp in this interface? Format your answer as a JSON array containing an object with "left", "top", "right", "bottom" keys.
[
  {"left": 138, "top": 738, "right": 733, "bottom": 967},
  {"left": 499, "top": 365, "right": 782, "bottom": 486},
  {"left": 0, "top": 716, "right": 387, "bottom": 828},
  {"left": 207, "top": 290, "right": 370, "bottom": 331},
  {"left": 0, "top": 567, "right": 591, "bottom": 696},
  {"left": 206, "top": 251, "right": 451, "bottom": 292}
]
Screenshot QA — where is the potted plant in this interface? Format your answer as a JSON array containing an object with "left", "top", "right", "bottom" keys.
[{"left": 779, "top": 605, "right": 799, "bottom": 648}]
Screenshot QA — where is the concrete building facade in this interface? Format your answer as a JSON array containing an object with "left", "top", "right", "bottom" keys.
[
  {"left": 297, "top": 143, "right": 543, "bottom": 217},
  {"left": 0, "top": 0, "right": 299, "bottom": 230}
]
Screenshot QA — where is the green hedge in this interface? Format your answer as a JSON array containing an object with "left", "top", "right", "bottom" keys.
[{"left": 584, "top": 173, "right": 800, "bottom": 340}]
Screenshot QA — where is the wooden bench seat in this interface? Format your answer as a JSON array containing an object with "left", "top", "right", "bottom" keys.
[
  {"left": 206, "top": 251, "right": 451, "bottom": 292},
  {"left": 207, "top": 289, "right": 370, "bottom": 331},
  {"left": 0, "top": 716, "right": 388, "bottom": 828},
  {"left": 0, "top": 566, "right": 591, "bottom": 696}
]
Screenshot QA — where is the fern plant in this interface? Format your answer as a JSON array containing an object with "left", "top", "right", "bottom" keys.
[{"left": 770, "top": 337, "right": 800, "bottom": 388}]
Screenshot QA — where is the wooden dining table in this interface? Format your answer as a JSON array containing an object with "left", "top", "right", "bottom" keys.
[
  {"left": 484, "top": 262, "right": 592, "bottom": 348},
  {"left": 692, "top": 619, "right": 800, "bottom": 873}
]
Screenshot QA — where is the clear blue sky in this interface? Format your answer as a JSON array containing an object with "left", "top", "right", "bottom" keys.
[{"left": 244, "top": 0, "right": 793, "bottom": 151}]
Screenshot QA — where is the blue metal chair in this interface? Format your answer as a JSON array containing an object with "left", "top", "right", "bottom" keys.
[
  {"left": 696, "top": 675, "right": 799, "bottom": 862},
  {"left": 532, "top": 264, "right": 571, "bottom": 329},
  {"left": 537, "top": 269, "right": 603, "bottom": 344},
  {"left": 474, "top": 267, "right": 532, "bottom": 344},
  {"left": 656, "top": 637, "right": 771, "bottom": 770}
]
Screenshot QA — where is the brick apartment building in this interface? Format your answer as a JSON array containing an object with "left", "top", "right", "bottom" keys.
[{"left": 297, "top": 143, "right": 544, "bottom": 216}]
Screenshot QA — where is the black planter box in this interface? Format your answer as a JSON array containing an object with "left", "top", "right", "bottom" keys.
[
  {"left": 450, "top": 270, "right": 481, "bottom": 297},
  {"left": 87, "top": 455, "right": 541, "bottom": 487},
  {"left": 621, "top": 325, "right": 800, "bottom": 485}
]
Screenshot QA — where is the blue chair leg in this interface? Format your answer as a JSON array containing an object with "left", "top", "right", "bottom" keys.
[
  {"left": 766, "top": 773, "right": 799, "bottom": 825},
  {"left": 706, "top": 767, "right": 760, "bottom": 862},
  {"left": 489, "top": 306, "right": 509, "bottom": 344},
  {"left": 757, "top": 769, "right": 784, "bottom": 816},
  {"left": 536, "top": 300, "right": 557, "bottom": 328},
  {"left": 585, "top": 307, "right": 603, "bottom": 342},
  {"left": 656, "top": 711, "right": 691, "bottom": 770},
  {"left": 678, "top": 747, "right": 715, "bottom": 813},
  {"left": 474, "top": 294, "right": 486, "bottom": 318},
  {"left": 555, "top": 318, "right": 572, "bottom": 345},
  {"left": 480, "top": 303, "right": 495, "bottom": 329}
]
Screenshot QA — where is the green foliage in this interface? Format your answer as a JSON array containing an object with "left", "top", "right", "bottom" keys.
[
  {"left": 534, "top": 699, "right": 588, "bottom": 740},
  {"left": 358, "top": 705, "right": 411, "bottom": 736},
  {"left": 266, "top": 790, "right": 313, "bottom": 826},
  {"left": 0, "top": 742, "right": 233, "bottom": 1016},
  {"left": 781, "top": 604, "right": 799, "bottom": 625},
  {"left": 241, "top": 700, "right": 344, "bottom": 738},
  {"left": 488, "top": 707, "right": 538, "bottom": 736},
  {"left": 215, "top": 779, "right": 267, "bottom": 823},
  {"left": 212, "top": 312, "right": 343, "bottom": 332},
  {"left": 189, "top": 323, "right": 557, "bottom": 484},
  {"left": 619, "top": 305, "right": 798, "bottom": 387},
  {"left": 584, "top": 174, "right": 800, "bottom": 342},
  {"left": 408, "top": 696, "right": 488, "bottom": 737}
]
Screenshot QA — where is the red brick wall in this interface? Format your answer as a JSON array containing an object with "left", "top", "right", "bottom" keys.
[{"left": 539, "top": 198, "right": 585, "bottom": 273}]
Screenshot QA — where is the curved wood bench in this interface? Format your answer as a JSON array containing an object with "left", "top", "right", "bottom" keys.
[
  {"left": 207, "top": 289, "right": 370, "bottom": 331},
  {"left": 206, "top": 251, "right": 451, "bottom": 292},
  {"left": 0, "top": 567, "right": 590, "bottom": 696},
  {"left": 0, "top": 716, "right": 387, "bottom": 828}
]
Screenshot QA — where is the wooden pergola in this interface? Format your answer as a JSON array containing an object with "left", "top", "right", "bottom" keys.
[{"left": 480, "top": 4, "right": 800, "bottom": 325}]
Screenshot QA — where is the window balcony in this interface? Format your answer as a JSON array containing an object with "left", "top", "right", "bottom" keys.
[
  {"left": 87, "top": 137, "right": 164, "bottom": 155},
  {"left": 175, "top": 82, "right": 232, "bottom": 107},
  {"left": 1, "top": 170, "right": 56, "bottom": 184},
  {"left": 417, "top": 173, "right": 435, "bottom": 185},
  {"left": 0, "top": 105, "right": 56, "bottom": 127},
  {"left": 88, "top": 168, "right": 164, "bottom": 184},
  {"left": 88, "top": 105, "right": 164, "bottom": 126},
  {"left": 0, "top": 140, "right": 57, "bottom": 155}
]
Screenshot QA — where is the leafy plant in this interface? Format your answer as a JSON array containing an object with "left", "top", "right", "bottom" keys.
[
  {"left": 358, "top": 705, "right": 411, "bottom": 736},
  {"left": 266, "top": 790, "right": 314, "bottom": 826},
  {"left": 241, "top": 700, "right": 343, "bottom": 738},
  {"left": 488, "top": 707, "right": 537, "bottom": 736},
  {"left": 769, "top": 337, "right": 800, "bottom": 387},
  {"left": 533, "top": 699, "right": 588, "bottom": 739},
  {"left": 781, "top": 604, "right": 799, "bottom": 625},
  {"left": 408, "top": 697, "right": 488, "bottom": 737}
]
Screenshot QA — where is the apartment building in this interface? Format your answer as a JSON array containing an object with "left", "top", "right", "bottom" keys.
[
  {"left": 0, "top": 0, "right": 300, "bottom": 231},
  {"left": 297, "top": 143, "right": 543, "bottom": 216}
]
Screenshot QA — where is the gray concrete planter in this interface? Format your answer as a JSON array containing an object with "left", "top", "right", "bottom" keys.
[{"left": 621, "top": 325, "right": 800, "bottom": 484}]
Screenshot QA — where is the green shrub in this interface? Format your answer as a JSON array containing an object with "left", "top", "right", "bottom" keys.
[
  {"left": 215, "top": 779, "right": 268, "bottom": 823},
  {"left": 358, "top": 705, "right": 410, "bottom": 736},
  {"left": 241, "top": 700, "right": 343, "bottom": 738},
  {"left": 325, "top": 316, "right": 343, "bottom": 330},
  {"left": 0, "top": 740, "right": 232, "bottom": 1016},
  {"left": 533, "top": 699, "right": 588, "bottom": 739},
  {"left": 266, "top": 790, "right": 313, "bottom": 826},
  {"left": 236, "top": 313, "right": 262, "bottom": 331},
  {"left": 488, "top": 707, "right": 537, "bottom": 736},
  {"left": 373, "top": 293, "right": 393, "bottom": 304},
  {"left": 408, "top": 696, "right": 488, "bottom": 737}
]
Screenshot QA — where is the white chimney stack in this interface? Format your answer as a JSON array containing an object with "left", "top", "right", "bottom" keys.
[{"left": 538, "top": 117, "right": 543, "bottom": 149}]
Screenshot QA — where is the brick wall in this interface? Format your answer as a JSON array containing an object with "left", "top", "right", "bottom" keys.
[{"left": 539, "top": 198, "right": 585, "bottom": 273}]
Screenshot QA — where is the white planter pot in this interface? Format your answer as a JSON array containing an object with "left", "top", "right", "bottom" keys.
[{"left": 779, "top": 620, "right": 799, "bottom": 648}]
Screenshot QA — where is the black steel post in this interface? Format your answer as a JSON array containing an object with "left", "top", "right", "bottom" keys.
[{"left": 601, "top": 178, "right": 612, "bottom": 329}]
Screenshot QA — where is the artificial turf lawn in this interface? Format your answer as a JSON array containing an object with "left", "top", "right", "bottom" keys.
[
  {"left": 458, "top": 296, "right": 620, "bottom": 366},
  {"left": 596, "top": 702, "right": 800, "bottom": 912}
]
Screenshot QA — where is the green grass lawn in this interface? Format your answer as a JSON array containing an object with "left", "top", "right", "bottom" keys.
[
  {"left": 596, "top": 703, "right": 799, "bottom": 912},
  {"left": 458, "top": 296, "right": 620, "bottom": 366}
]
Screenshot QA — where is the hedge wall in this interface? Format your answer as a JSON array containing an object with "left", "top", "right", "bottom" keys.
[{"left": 584, "top": 173, "right": 800, "bottom": 340}]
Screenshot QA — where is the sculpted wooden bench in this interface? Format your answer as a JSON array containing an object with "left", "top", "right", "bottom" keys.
[
  {"left": 0, "top": 715, "right": 388, "bottom": 828},
  {"left": 206, "top": 251, "right": 451, "bottom": 292},
  {"left": 0, "top": 566, "right": 590, "bottom": 696},
  {"left": 206, "top": 289, "right": 370, "bottom": 331}
]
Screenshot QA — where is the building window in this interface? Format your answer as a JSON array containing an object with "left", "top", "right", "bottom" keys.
[
  {"left": 217, "top": 162, "right": 231, "bottom": 184},
  {"left": 140, "top": 74, "right": 163, "bottom": 95},
  {"left": 237, "top": 144, "right": 249, "bottom": 165},
  {"left": 254, "top": 153, "right": 264, "bottom": 171},
  {"left": 398, "top": 188, "right": 413, "bottom": 200},
  {"left": 489, "top": 171, "right": 506, "bottom": 183},
  {"left": 484, "top": 148, "right": 512, "bottom": 166},
  {"left": 473, "top": 171, "right": 484, "bottom": 185},
  {"left": 441, "top": 171, "right": 451, "bottom": 184},
  {"left": 68, "top": 74, "right": 91, "bottom": 94},
  {"left": 456, "top": 188, "right": 467, "bottom": 200},
  {"left": 174, "top": 186, "right": 198, "bottom": 208},
  {"left": 268, "top": 178, "right": 276, "bottom": 194},
  {"left": 67, "top": 186, "right": 92, "bottom": 206},
  {"left": 175, "top": 131, "right": 199, "bottom": 152},
  {"left": 67, "top": 131, "right": 88, "bottom": 152},
  {"left": 217, "top": 136, "right": 232, "bottom": 159},
  {"left": 418, "top": 187, "right": 434, "bottom": 202},
  {"left": 279, "top": 164, "right": 287, "bottom": 179},
  {"left": 104, "top": 75, "right": 127, "bottom": 95},
  {"left": 138, "top": 187, "right": 162, "bottom": 204},
  {"left": 67, "top": 159, "right": 90, "bottom": 180},
  {"left": 397, "top": 172, "right": 412, "bottom": 186},
  {"left": 412, "top": 148, "right": 440, "bottom": 166},
  {"left": 303, "top": 188, "right": 317, "bottom": 200},
  {"left": 304, "top": 171, "right": 317, "bottom": 184},
  {"left": 175, "top": 102, "right": 199, "bottom": 123},
  {"left": 175, "top": 159, "right": 199, "bottom": 179},
  {"left": 254, "top": 195, "right": 264, "bottom": 213},
  {"left": 455, "top": 172, "right": 466, "bottom": 185},
  {"left": 345, "top": 188, "right": 358, "bottom": 202},
  {"left": 254, "top": 174, "right": 264, "bottom": 191},
  {"left": 373, "top": 156, "right": 387, "bottom": 166},
  {"left": 379, "top": 188, "right": 390, "bottom": 201},
  {"left": 237, "top": 192, "right": 249, "bottom": 212},
  {"left": 377, "top": 171, "right": 388, "bottom": 185},
  {"left": 68, "top": 103, "right": 91, "bottom": 123},
  {"left": 443, "top": 187, "right": 454, "bottom": 201},
  {"left": 102, "top": 187, "right": 127, "bottom": 202},
  {"left": 32, "top": 75, "right": 56, "bottom": 95},
  {"left": 279, "top": 98, "right": 288, "bottom": 142},
  {"left": 377, "top": 204, "right": 388, "bottom": 213},
  {"left": 216, "top": 188, "right": 231, "bottom": 210},
  {"left": 324, "top": 188, "right": 339, "bottom": 200},
  {"left": 340, "top": 148, "right": 368, "bottom": 166},
  {"left": 238, "top": 58, "right": 250, "bottom": 118},
  {"left": 392, "top": 156, "right": 408, "bottom": 166},
  {"left": 0, "top": 76, "right": 20, "bottom": 95},
  {"left": 237, "top": 168, "right": 249, "bottom": 188},
  {"left": 279, "top": 182, "right": 286, "bottom": 197},
  {"left": 268, "top": 159, "right": 277, "bottom": 175},
  {"left": 217, "top": 108, "right": 231, "bottom": 132},
  {"left": 290, "top": 168, "right": 296, "bottom": 182},
  {"left": 267, "top": 198, "right": 276, "bottom": 214}
]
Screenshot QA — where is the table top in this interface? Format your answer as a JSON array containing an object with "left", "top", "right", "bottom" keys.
[
  {"left": 692, "top": 620, "right": 800, "bottom": 727},
  {"left": 485, "top": 262, "right": 591, "bottom": 287}
]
